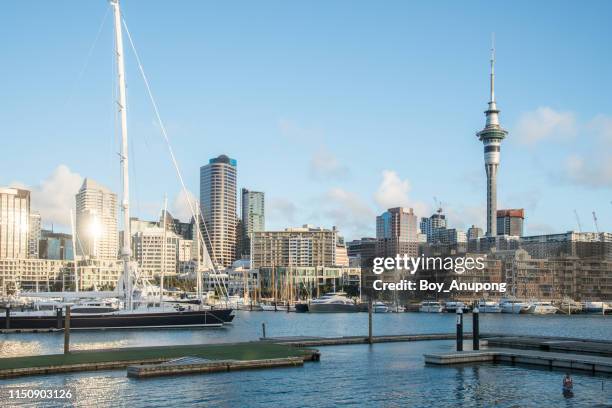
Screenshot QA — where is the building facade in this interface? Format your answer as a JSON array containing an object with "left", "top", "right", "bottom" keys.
[
  {"left": 75, "top": 179, "right": 118, "bottom": 260},
  {"left": 0, "top": 187, "right": 30, "bottom": 259},
  {"left": 419, "top": 212, "right": 447, "bottom": 243},
  {"left": 376, "top": 207, "right": 419, "bottom": 258},
  {"left": 28, "top": 212, "right": 41, "bottom": 258},
  {"left": 251, "top": 225, "right": 338, "bottom": 268},
  {"left": 241, "top": 188, "right": 265, "bottom": 257},
  {"left": 200, "top": 155, "right": 237, "bottom": 268},
  {"left": 497, "top": 209, "right": 524, "bottom": 236},
  {"left": 39, "top": 230, "right": 73, "bottom": 260},
  {"left": 132, "top": 227, "right": 181, "bottom": 278}
]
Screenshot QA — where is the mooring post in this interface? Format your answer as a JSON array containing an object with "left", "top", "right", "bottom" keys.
[
  {"left": 64, "top": 305, "right": 71, "bottom": 354},
  {"left": 456, "top": 308, "right": 463, "bottom": 351},
  {"left": 5, "top": 307, "right": 10, "bottom": 330},
  {"left": 368, "top": 297, "right": 373, "bottom": 344},
  {"left": 472, "top": 307, "right": 480, "bottom": 350},
  {"left": 56, "top": 308, "right": 62, "bottom": 329},
  {"left": 262, "top": 322, "right": 266, "bottom": 339}
]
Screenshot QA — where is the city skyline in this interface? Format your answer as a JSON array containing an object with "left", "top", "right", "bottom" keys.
[{"left": 1, "top": 1, "right": 611, "bottom": 240}]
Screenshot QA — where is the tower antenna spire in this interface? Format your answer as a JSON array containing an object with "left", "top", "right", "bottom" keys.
[{"left": 490, "top": 32, "right": 495, "bottom": 103}]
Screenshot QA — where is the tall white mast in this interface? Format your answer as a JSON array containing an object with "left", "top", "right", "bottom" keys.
[
  {"left": 161, "top": 195, "right": 168, "bottom": 306},
  {"left": 111, "top": 0, "right": 133, "bottom": 310},
  {"left": 195, "top": 202, "right": 202, "bottom": 304},
  {"left": 69, "top": 209, "right": 79, "bottom": 292}
]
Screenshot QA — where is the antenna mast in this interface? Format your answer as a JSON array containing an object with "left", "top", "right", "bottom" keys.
[{"left": 111, "top": 0, "right": 133, "bottom": 310}]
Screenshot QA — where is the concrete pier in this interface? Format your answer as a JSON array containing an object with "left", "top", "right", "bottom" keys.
[
  {"left": 424, "top": 348, "right": 612, "bottom": 374},
  {"left": 127, "top": 356, "right": 305, "bottom": 378}
]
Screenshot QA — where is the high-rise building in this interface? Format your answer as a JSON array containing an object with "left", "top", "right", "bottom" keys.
[
  {"left": 200, "top": 154, "right": 237, "bottom": 267},
  {"left": 497, "top": 209, "right": 524, "bottom": 236},
  {"left": 75, "top": 178, "right": 118, "bottom": 260},
  {"left": 477, "top": 44, "right": 508, "bottom": 237},
  {"left": 376, "top": 207, "right": 419, "bottom": 258},
  {"left": 0, "top": 187, "right": 30, "bottom": 259},
  {"left": 420, "top": 212, "right": 448, "bottom": 243},
  {"left": 241, "top": 188, "right": 265, "bottom": 256},
  {"left": 28, "top": 211, "right": 42, "bottom": 258}
]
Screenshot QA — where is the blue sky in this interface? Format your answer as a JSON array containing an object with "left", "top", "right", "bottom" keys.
[{"left": 1, "top": 0, "right": 611, "bottom": 240}]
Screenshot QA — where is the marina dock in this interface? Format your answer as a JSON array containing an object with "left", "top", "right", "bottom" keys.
[
  {"left": 261, "top": 332, "right": 474, "bottom": 347},
  {"left": 0, "top": 342, "right": 319, "bottom": 379},
  {"left": 425, "top": 335, "right": 612, "bottom": 375},
  {"left": 425, "top": 348, "right": 612, "bottom": 374}
]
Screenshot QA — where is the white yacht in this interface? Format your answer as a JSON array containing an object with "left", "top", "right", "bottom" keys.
[
  {"left": 372, "top": 301, "right": 390, "bottom": 313},
  {"left": 444, "top": 301, "right": 469, "bottom": 313},
  {"left": 582, "top": 301, "right": 608, "bottom": 314},
  {"left": 308, "top": 293, "right": 358, "bottom": 313},
  {"left": 419, "top": 301, "right": 444, "bottom": 313},
  {"left": 526, "top": 301, "right": 558, "bottom": 315},
  {"left": 476, "top": 300, "right": 501, "bottom": 313},
  {"left": 499, "top": 299, "right": 530, "bottom": 314}
]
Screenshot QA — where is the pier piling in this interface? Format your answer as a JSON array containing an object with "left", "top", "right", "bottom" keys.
[
  {"left": 473, "top": 307, "right": 480, "bottom": 351},
  {"left": 456, "top": 309, "right": 463, "bottom": 351},
  {"left": 64, "top": 306, "right": 71, "bottom": 354},
  {"left": 56, "top": 308, "right": 62, "bottom": 329},
  {"left": 5, "top": 308, "right": 9, "bottom": 330},
  {"left": 262, "top": 322, "right": 266, "bottom": 339},
  {"left": 368, "top": 298, "right": 373, "bottom": 345}
]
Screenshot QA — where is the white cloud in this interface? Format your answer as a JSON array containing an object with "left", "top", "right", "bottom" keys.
[
  {"left": 13, "top": 165, "right": 84, "bottom": 229},
  {"left": 514, "top": 107, "right": 576, "bottom": 145},
  {"left": 171, "top": 189, "right": 198, "bottom": 221},
  {"left": 373, "top": 170, "right": 429, "bottom": 221},
  {"left": 374, "top": 170, "right": 411, "bottom": 209},
  {"left": 309, "top": 146, "right": 349, "bottom": 181}
]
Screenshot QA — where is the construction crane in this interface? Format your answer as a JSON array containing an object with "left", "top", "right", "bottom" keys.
[
  {"left": 573, "top": 209, "right": 582, "bottom": 233},
  {"left": 433, "top": 196, "right": 443, "bottom": 214},
  {"left": 592, "top": 211, "right": 600, "bottom": 233}
]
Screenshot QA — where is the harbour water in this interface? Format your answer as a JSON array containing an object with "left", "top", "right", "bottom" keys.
[{"left": 1, "top": 312, "right": 611, "bottom": 407}]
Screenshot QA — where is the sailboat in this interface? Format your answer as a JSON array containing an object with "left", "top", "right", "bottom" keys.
[{"left": 0, "top": 0, "right": 233, "bottom": 330}]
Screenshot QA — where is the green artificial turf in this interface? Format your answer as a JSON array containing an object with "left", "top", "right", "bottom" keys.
[{"left": 0, "top": 342, "right": 308, "bottom": 370}]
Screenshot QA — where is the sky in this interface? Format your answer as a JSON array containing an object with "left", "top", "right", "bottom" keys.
[{"left": 1, "top": 0, "right": 611, "bottom": 240}]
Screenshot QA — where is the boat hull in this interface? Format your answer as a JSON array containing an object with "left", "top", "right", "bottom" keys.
[
  {"left": 308, "top": 303, "right": 358, "bottom": 313},
  {"left": 0, "top": 309, "right": 234, "bottom": 330}
]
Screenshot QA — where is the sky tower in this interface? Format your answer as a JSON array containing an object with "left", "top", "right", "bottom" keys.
[{"left": 477, "top": 38, "right": 508, "bottom": 237}]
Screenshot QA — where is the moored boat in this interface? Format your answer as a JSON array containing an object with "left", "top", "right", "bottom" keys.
[
  {"left": 444, "top": 301, "right": 470, "bottom": 313},
  {"left": 419, "top": 301, "right": 444, "bottom": 313},
  {"left": 476, "top": 300, "right": 501, "bottom": 313},
  {"left": 372, "top": 301, "right": 390, "bottom": 313},
  {"left": 308, "top": 292, "right": 358, "bottom": 313},
  {"left": 0, "top": 307, "right": 233, "bottom": 330},
  {"left": 499, "top": 299, "right": 530, "bottom": 314},
  {"left": 526, "top": 301, "right": 558, "bottom": 315}
]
